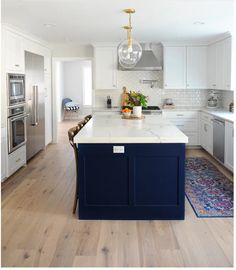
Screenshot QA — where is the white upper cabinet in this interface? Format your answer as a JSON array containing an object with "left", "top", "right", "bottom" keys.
[
  {"left": 163, "top": 46, "right": 186, "bottom": 89},
  {"left": 207, "top": 37, "right": 233, "bottom": 91},
  {"left": 223, "top": 37, "right": 232, "bottom": 90},
  {"left": 5, "top": 30, "right": 25, "bottom": 73},
  {"left": 224, "top": 121, "right": 234, "bottom": 172},
  {"left": 163, "top": 45, "right": 207, "bottom": 89},
  {"left": 44, "top": 54, "right": 51, "bottom": 74},
  {"left": 207, "top": 42, "right": 217, "bottom": 89},
  {"left": 94, "top": 46, "right": 117, "bottom": 90},
  {"left": 187, "top": 46, "right": 207, "bottom": 89}
]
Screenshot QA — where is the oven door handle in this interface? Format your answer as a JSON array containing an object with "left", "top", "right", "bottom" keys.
[{"left": 10, "top": 113, "right": 29, "bottom": 122}]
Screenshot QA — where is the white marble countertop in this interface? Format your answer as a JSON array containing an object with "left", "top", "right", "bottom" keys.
[
  {"left": 74, "top": 115, "right": 188, "bottom": 144},
  {"left": 93, "top": 107, "right": 121, "bottom": 112},
  {"left": 201, "top": 109, "right": 234, "bottom": 123}
]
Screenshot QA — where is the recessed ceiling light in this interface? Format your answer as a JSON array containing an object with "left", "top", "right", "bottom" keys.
[
  {"left": 193, "top": 21, "right": 205, "bottom": 25},
  {"left": 43, "top": 23, "right": 56, "bottom": 28}
]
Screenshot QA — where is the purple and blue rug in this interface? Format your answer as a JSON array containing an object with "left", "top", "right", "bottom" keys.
[{"left": 185, "top": 157, "right": 233, "bottom": 218}]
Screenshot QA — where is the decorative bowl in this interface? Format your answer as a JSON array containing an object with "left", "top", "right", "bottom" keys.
[{"left": 123, "top": 111, "right": 131, "bottom": 118}]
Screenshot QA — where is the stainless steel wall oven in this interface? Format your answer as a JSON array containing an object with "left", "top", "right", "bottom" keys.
[{"left": 8, "top": 104, "right": 28, "bottom": 153}]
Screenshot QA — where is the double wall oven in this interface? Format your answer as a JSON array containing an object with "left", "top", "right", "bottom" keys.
[{"left": 7, "top": 73, "right": 28, "bottom": 153}]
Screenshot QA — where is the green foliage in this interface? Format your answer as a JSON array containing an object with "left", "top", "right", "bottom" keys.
[{"left": 126, "top": 91, "right": 148, "bottom": 108}]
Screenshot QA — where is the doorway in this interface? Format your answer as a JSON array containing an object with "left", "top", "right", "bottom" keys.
[{"left": 52, "top": 57, "right": 93, "bottom": 143}]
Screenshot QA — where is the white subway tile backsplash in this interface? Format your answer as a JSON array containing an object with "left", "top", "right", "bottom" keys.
[{"left": 94, "top": 71, "right": 234, "bottom": 109}]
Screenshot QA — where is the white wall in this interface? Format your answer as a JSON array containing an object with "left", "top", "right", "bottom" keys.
[
  {"left": 52, "top": 43, "right": 93, "bottom": 58},
  {"left": 55, "top": 61, "right": 64, "bottom": 122}
]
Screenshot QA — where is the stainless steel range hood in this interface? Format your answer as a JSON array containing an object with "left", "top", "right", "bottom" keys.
[{"left": 118, "top": 43, "right": 162, "bottom": 71}]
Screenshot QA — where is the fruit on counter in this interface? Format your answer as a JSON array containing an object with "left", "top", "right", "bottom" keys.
[{"left": 122, "top": 108, "right": 132, "bottom": 113}]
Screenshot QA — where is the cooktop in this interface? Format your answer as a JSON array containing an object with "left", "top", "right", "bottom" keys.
[{"left": 142, "top": 106, "right": 161, "bottom": 110}]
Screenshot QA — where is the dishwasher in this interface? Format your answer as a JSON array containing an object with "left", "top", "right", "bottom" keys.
[{"left": 213, "top": 117, "right": 225, "bottom": 163}]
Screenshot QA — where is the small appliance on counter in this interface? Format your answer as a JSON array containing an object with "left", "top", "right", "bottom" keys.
[
  {"left": 229, "top": 102, "right": 234, "bottom": 113},
  {"left": 207, "top": 90, "right": 218, "bottom": 109},
  {"left": 163, "top": 98, "right": 175, "bottom": 109},
  {"left": 107, "top": 96, "right": 112, "bottom": 109}
]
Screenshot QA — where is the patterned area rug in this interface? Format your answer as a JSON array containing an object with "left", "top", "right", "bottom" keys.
[{"left": 185, "top": 157, "right": 233, "bottom": 218}]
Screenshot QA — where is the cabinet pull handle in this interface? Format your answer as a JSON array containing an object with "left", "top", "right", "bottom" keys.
[
  {"left": 212, "top": 84, "right": 216, "bottom": 87},
  {"left": 204, "top": 124, "right": 208, "bottom": 132},
  {"left": 16, "top": 158, "right": 21, "bottom": 163},
  {"left": 176, "top": 114, "right": 184, "bottom": 117},
  {"left": 15, "top": 64, "right": 20, "bottom": 67},
  {"left": 176, "top": 125, "right": 184, "bottom": 127}
]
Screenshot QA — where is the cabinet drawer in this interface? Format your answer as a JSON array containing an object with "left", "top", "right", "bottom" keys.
[
  {"left": 8, "top": 145, "right": 26, "bottom": 177},
  {"left": 169, "top": 119, "right": 198, "bottom": 132},
  {"left": 163, "top": 111, "right": 199, "bottom": 119},
  {"left": 201, "top": 112, "right": 213, "bottom": 122}
]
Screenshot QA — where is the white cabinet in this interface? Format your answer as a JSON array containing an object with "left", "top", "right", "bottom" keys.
[
  {"left": 207, "top": 42, "right": 217, "bottom": 89},
  {"left": 207, "top": 37, "right": 233, "bottom": 90},
  {"left": 5, "top": 30, "right": 25, "bottom": 73},
  {"left": 163, "top": 110, "right": 199, "bottom": 146},
  {"left": 1, "top": 128, "right": 7, "bottom": 181},
  {"left": 163, "top": 46, "right": 186, "bottom": 89},
  {"left": 225, "top": 121, "right": 234, "bottom": 172},
  {"left": 200, "top": 112, "right": 213, "bottom": 154},
  {"left": 163, "top": 46, "right": 207, "bottom": 89},
  {"left": 187, "top": 46, "right": 207, "bottom": 89},
  {"left": 7, "top": 145, "right": 26, "bottom": 177},
  {"left": 94, "top": 47, "right": 117, "bottom": 90},
  {"left": 44, "top": 54, "right": 51, "bottom": 74},
  {"left": 44, "top": 73, "right": 52, "bottom": 145},
  {"left": 223, "top": 37, "right": 232, "bottom": 90}
]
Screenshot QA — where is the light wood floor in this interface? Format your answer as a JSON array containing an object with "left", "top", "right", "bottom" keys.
[{"left": 1, "top": 121, "right": 234, "bottom": 267}]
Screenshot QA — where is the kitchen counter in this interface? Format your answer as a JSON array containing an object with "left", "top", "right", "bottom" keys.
[
  {"left": 75, "top": 114, "right": 186, "bottom": 220},
  {"left": 93, "top": 107, "right": 121, "bottom": 112},
  {"left": 162, "top": 107, "right": 234, "bottom": 122},
  {"left": 74, "top": 114, "right": 188, "bottom": 144},
  {"left": 201, "top": 109, "right": 234, "bottom": 123}
]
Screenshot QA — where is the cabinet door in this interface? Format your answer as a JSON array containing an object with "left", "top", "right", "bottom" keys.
[
  {"left": 216, "top": 40, "right": 225, "bottom": 90},
  {"left": 44, "top": 53, "right": 51, "bottom": 74},
  {"left": 207, "top": 43, "right": 217, "bottom": 89},
  {"left": 5, "top": 31, "right": 25, "bottom": 73},
  {"left": 44, "top": 74, "right": 52, "bottom": 145},
  {"left": 163, "top": 46, "right": 186, "bottom": 89},
  {"left": 223, "top": 37, "right": 232, "bottom": 90},
  {"left": 95, "top": 47, "right": 117, "bottom": 89},
  {"left": 200, "top": 120, "right": 213, "bottom": 154},
  {"left": 1, "top": 128, "right": 7, "bottom": 181},
  {"left": 187, "top": 46, "right": 207, "bottom": 89},
  {"left": 225, "top": 121, "right": 234, "bottom": 171}
]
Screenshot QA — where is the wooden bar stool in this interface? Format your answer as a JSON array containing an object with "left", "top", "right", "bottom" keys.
[{"left": 68, "top": 125, "right": 82, "bottom": 214}]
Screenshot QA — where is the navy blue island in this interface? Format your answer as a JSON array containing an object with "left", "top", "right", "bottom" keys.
[{"left": 74, "top": 114, "right": 188, "bottom": 220}]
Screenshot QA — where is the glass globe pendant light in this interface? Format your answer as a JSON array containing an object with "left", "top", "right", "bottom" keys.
[{"left": 118, "top": 9, "right": 142, "bottom": 69}]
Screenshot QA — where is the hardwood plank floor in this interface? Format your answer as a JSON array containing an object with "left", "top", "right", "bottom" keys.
[{"left": 1, "top": 120, "right": 234, "bottom": 267}]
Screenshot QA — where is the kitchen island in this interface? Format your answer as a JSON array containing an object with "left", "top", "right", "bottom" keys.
[{"left": 74, "top": 115, "right": 188, "bottom": 220}]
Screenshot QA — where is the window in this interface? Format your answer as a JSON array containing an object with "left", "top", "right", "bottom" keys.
[{"left": 83, "top": 66, "right": 92, "bottom": 106}]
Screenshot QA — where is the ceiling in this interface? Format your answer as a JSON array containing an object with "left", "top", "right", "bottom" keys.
[{"left": 2, "top": 0, "right": 234, "bottom": 45}]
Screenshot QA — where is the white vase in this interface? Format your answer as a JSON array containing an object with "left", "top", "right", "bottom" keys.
[{"left": 133, "top": 106, "right": 142, "bottom": 118}]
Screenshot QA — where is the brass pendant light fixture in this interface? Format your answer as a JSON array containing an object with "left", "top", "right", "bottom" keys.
[{"left": 118, "top": 9, "right": 142, "bottom": 69}]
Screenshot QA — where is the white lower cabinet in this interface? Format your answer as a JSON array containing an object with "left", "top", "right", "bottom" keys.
[
  {"left": 7, "top": 145, "right": 26, "bottom": 177},
  {"left": 200, "top": 112, "right": 213, "bottom": 155},
  {"left": 1, "top": 128, "right": 7, "bottom": 181},
  {"left": 224, "top": 121, "right": 234, "bottom": 172},
  {"left": 163, "top": 110, "right": 199, "bottom": 146}
]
